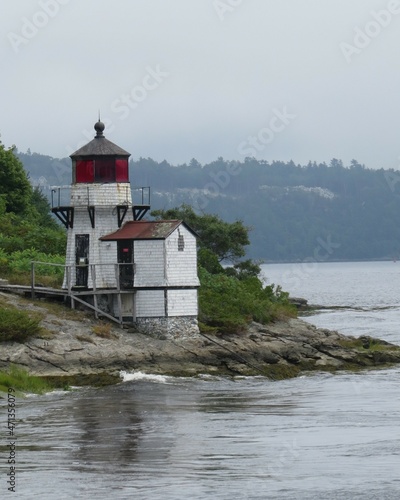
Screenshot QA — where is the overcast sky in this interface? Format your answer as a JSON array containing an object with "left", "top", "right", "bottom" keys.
[{"left": 1, "top": 0, "right": 400, "bottom": 168}]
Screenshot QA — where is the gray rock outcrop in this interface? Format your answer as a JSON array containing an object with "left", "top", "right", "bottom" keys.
[{"left": 1, "top": 292, "right": 400, "bottom": 381}]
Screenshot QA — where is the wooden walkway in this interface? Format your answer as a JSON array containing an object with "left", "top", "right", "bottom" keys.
[
  {"left": 0, "top": 282, "right": 131, "bottom": 325},
  {"left": 0, "top": 261, "right": 140, "bottom": 325},
  {"left": 0, "top": 283, "right": 67, "bottom": 298}
]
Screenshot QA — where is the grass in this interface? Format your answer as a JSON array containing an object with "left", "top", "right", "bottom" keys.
[
  {"left": 198, "top": 321, "right": 220, "bottom": 335},
  {"left": 1, "top": 270, "right": 63, "bottom": 288},
  {"left": 0, "top": 306, "right": 43, "bottom": 342},
  {"left": 0, "top": 365, "right": 55, "bottom": 395},
  {"left": 0, "top": 294, "right": 10, "bottom": 307},
  {"left": 339, "top": 337, "right": 398, "bottom": 352},
  {"left": 92, "top": 322, "right": 117, "bottom": 339},
  {"left": 0, "top": 294, "right": 57, "bottom": 342},
  {"left": 32, "top": 298, "right": 91, "bottom": 321}
]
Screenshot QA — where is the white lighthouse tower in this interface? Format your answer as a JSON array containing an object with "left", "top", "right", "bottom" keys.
[{"left": 60, "top": 119, "right": 142, "bottom": 289}]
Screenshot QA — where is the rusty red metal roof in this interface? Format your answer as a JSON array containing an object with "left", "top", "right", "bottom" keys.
[{"left": 100, "top": 220, "right": 191, "bottom": 241}]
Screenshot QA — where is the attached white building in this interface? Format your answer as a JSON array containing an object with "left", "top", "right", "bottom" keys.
[
  {"left": 100, "top": 219, "right": 200, "bottom": 335},
  {"left": 54, "top": 120, "right": 200, "bottom": 337}
]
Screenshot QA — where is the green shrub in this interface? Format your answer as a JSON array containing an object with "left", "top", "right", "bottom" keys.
[
  {"left": 0, "top": 248, "right": 65, "bottom": 287},
  {"left": 0, "top": 365, "right": 53, "bottom": 394},
  {"left": 0, "top": 234, "right": 26, "bottom": 253},
  {"left": 0, "top": 247, "right": 8, "bottom": 271},
  {"left": 198, "top": 267, "right": 296, "bottom": 334},
  {"left": 0, "top": 306, "right": 43, "bottom": 342},
  {"left": 198, "top": 248, "right": 224, "bottom": 274},
  {"left": 9, "top": 249, "right": 65, "bottom": 274},
  {"left": 22, "top": 226, "right": 67, "bottom": 255}
]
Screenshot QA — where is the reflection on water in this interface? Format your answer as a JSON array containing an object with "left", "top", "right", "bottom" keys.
[
  {"left": 71, "top": 387, "right": 142, "bottom": 467},
  {"left": 197, "top": 390, "right": 297, "bottom": 415},
  {"left": 6, "top": 370, "right": 400, "bottom": 499}
]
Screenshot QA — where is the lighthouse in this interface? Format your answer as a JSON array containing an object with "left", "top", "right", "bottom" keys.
[
  {"left": 53, "top": 120, "right": 200, "bottom": 338},
  {"left": 62, "top": 119, "right": 139, "bottom": 290}
]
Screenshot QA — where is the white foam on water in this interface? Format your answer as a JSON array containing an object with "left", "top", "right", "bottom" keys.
[
  {"left": 119, "top": 370, "right": 169, "bottom": 384},
  {"left": 24, "top": 389, "right": 69, "bottom": 398}
]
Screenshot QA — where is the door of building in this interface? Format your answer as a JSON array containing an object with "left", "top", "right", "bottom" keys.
[
  {"left": 75, "top": 234, "right": 89, "bottom": 287},
  {"left": 117, "top": 240, "right": 134, "bottom": 289}
]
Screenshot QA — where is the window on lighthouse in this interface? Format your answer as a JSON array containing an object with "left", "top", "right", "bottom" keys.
[
  {"left": 76, "top": 160, "right": 94, "bottom": 183},
  {"left": 115, "top": 159, "right": 129, "bottom": 182},
  {"left": 75, "top": 158, "right": 129, "bottom": 183},
  {"left": 95, "top": 158, "right": 114, "bottom": 182}
]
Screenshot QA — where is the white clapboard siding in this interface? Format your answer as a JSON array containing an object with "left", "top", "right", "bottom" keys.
[
  {"left": 134, "top": 240, "right": 165, "bottom": 286},
  {"left": 120, "top": 294, "right": 135, "bottom": 316},
  {"left": 63, "top": 202, "right": 133, "bottom": 289},
  {"left": 71, "top": 183, "right": 132, "bottom": 207},
  {"left": 167, "top": 289, "right": 198, "bottom": 316},
  {"left": 111, "top": 293, "right": 135, "bottom": 317},
  {"left": 98, "top": 240, "right": 118, "bottom": 288},
  {"left": 135, "top": 290, "right": 165, "bottom": 317},
  {"left": 165, "top": 226, "right": 200, "bottom": 287}
]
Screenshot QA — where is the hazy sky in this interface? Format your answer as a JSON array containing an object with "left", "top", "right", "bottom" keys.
[{"left": 1, "top": 0, "right": 400, "bottom": 168}]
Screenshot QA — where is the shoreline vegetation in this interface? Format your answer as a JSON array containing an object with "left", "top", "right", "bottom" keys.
[{"left": 0, "top": 364, "right": 55, "bottom": 395}]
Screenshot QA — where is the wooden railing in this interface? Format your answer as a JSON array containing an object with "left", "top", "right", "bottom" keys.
[{"left": 30, "top": 261, "right": 136, "bottom": 324}]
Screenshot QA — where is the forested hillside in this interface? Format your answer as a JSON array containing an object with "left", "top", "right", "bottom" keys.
[
  {"left": 18, "top": 150, "right": 400, "bottom": 262},
  {"left": 0, "top": 143, "right": 66, "bottom": 285}
]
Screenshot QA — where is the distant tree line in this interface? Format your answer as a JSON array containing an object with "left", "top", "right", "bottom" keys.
[{"left": 17, "top": 150, "right": 400, "bottom": 262}]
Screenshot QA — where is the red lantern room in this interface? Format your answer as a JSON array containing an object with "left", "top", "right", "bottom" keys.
[{"left": 71, "top": 120, "right": 130, "bottom": 184}]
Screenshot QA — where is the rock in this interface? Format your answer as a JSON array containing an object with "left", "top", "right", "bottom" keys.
[
  {"left": 0, "top": 294, "right": 400, "bottom": 381},
  {"left": 289, "top": 297, "right": 309, "bottom": 309},
  {"left": 255, "top": 349, "right": 280, "bottom": 364}
]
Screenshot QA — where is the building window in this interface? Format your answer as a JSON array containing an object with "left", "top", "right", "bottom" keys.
[
  {"left": 115, "top": 159, "right": 129, "bottom": 182},
  {"left": 76, "top": 160, "right": 94, "bottom": 183},
  {"left": 95, "top": 158, "right": 115, "bottom": 182},
  {"left": 75, "top": 157, "right": 129, "bottom": 184},
  {"left": 178, "top": 234, "right": 185, "bottom": 251}
]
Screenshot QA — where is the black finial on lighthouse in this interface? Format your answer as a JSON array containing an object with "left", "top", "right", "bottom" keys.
[{"left": 94, "top": 119, "right": 105, "bottom": 138}]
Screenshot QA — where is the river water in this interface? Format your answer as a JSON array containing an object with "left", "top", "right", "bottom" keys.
[{"left": 2, "top": 261, "right": 400, "bottom": 499}]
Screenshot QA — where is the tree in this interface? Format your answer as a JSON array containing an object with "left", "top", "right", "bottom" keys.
[
  {"left": 30, "top": 186, "right": 60, "bottom": 229},
  {"left": 151, "top": 204, "right": 250, "bottom": 263},
  {"left": 0, "top": 141, "right": 32, "bottom": 213},
  {"left": 151, "top": 204, "right": 296, "bottom": 332},
  {"left": 0, "top": 140, "right": 67, "bottom": 284},
  {"left": 224, "top": 259, "right": 262, "bottom": 280},
  {"left": 189, "top": 158, "right": 201, "bottom": 168}
]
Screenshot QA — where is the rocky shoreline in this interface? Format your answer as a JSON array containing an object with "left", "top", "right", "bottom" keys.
[{"left": 1, "top": 291, "right": 400, "bottom": 382}]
